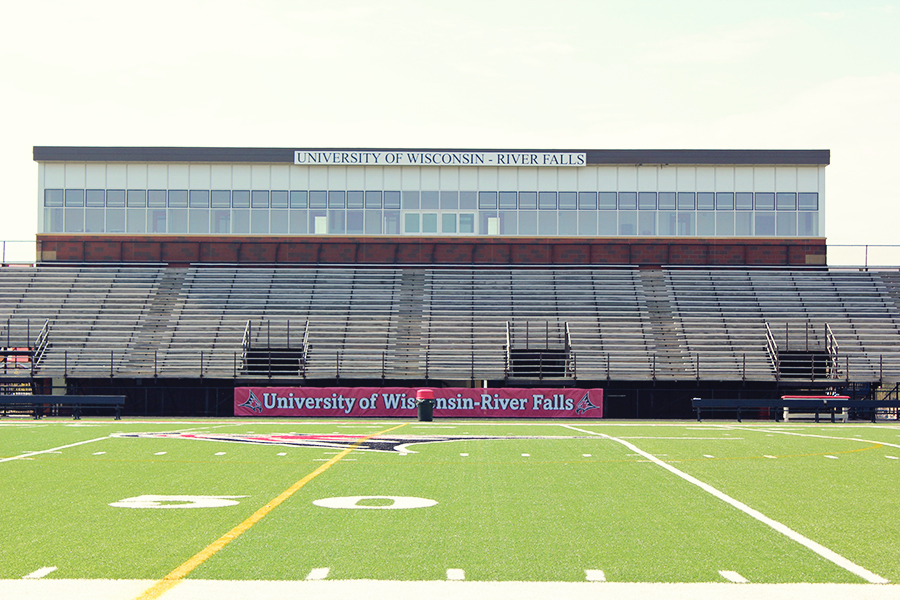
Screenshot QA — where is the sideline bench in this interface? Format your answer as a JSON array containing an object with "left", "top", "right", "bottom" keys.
[
  {"left": 692, "top": 396, "right": 900, "bottom": 423},
  {"left": 0, "top": 395, "right": 125, "bottom": 420}
]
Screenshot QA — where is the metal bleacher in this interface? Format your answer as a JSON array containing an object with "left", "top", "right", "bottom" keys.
[{"left": 1, "top": 264, "right": 900, "bottom": 384}]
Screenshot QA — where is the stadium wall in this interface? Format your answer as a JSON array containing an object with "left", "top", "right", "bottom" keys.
[{"left": 35, "top": 235, "right": 826, "bottom": 266}]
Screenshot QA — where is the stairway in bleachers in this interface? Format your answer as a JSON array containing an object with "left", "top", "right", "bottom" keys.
[
  {"left": 121, "top": 268, "right": 188, "bottom": 374},
  {"left": 639, "top": 269, "right": 690, "bottom": 377}
]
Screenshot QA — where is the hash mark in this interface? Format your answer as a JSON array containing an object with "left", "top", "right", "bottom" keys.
[
  {"left": 719, "top": 570, "right": 748, "bottom": 583},
  {"left": 306, "top": 567, "right": 329, "bottom": 580},
  {"left": 23, "top": 566, "right": 57, "bottom": 579}
]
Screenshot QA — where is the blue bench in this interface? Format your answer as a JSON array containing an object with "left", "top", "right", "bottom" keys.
[{"left": 0, "top": 395, "right": 125, "bottom": 420}]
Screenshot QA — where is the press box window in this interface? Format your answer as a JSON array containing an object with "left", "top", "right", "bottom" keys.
[
  {"left": 618, "top": 192, "right": 636, "bottom": 210},
  {"left": 384, "top": 191, "right": 401, "bottom": 210},
  {"left": 798, "top": 192, "right": 818, "bottom": 210},
  {"left": 558, "top": 192, "right": 577, "bottom": 210},
  {"left": 252, "top": 190, "right": 270, "bottom": 208},
  {"left": 755, "top": 193, "right": 775, "bottom": 210},
  {"left": 211, "top": 191, "right": 232, "bottom": 208},
  {"left": 538, "top": 192, "right": 557, "bottom": 210},
  {"left": 290, "top": 191, "right": 308, "bottom": 208},
  {"left": 44, "top": 189, "right": 64, "bottom": 207},
  {"left": 776, "top": 193, "right": 797, "bottom": 210},
  {"left": 107, "top": 190, "right": 126, "bottom": 207},
  {"left": 347, "top": 191, "right": 364, "bottom": 209},
  {"left": 518, "top": 192, "right": 537, "bottom": 209},
  {"left": 697, "top": 193, "right": 715, "bottom": 210},
  {"left": 478, "top": 192, "right": 498, "bottom": 210},
  {"left": 147, "top": 190, "right": 167, "bottom": 208},
  {"left": 189, "top": 190, "right": 209, "bottom": 208},
  {"left": 677, "top": 192, "right": 695, "bottom": 210},
  {"left": 735, "top": 192, "right": 753, "bottom": 210},
  {"left": 271, "top": 190, "right": 289, "bottom": 209},
  {"left": 499, "top": 191, "right": 517, "bottom": 209},
  {"left": 365, "top": 191, "right": 382, "bottom": 208},
  {"left": 716, "top": 192, "right": 734, "bottom": 210},
  {"left": 86, "top": 190, "right": 106, "bottom": 207},
  {"left": 578, "top": 192, "right": 597, "bottom": 209},
  {"left": 65, "top": 189, "right": 85, "bottom": 207},
  {"left": 638, "top": 192, "right": 656, "bottom": 210},
  {"left": 658, "top": 192, "right": 676, "bottom": 210},
  {"left": 127, "top": 190, "right": 146, "bottom": 207}
]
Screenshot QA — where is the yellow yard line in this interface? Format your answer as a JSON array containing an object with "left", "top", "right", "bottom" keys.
[{"left": 134, "top": 422, "right": 408, "bottom": 600}]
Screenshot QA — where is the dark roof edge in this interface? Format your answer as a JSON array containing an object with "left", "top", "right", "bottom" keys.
[{"left": 33, "top": 147, "right": 831, "bottom": 166}]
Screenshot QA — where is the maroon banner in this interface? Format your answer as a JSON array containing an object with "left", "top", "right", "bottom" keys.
[{"left": 235, "top": 387, "right": 602, "bottom": 418}]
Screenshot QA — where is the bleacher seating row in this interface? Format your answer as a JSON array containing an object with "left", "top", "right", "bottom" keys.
[{"left": 1, "top": 264, "right": 900, "bottom": 382}]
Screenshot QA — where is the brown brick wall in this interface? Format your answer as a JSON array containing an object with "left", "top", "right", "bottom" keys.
[{"left": 36, "top": 235, "right": 828, "bottom": 267}]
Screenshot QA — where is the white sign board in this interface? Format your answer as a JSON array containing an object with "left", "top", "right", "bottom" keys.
[{"left": 294, "top": 151, "right": 586, "bottom": 167}]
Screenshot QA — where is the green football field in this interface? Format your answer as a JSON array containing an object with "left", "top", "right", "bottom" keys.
[{"left": 2, "top": 418, "right": 899, "bottom": 594}]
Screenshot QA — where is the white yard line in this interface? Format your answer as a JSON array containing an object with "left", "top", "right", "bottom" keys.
[
  {"left": 446, "top": 569, "right": 465, "bottom": 580},
  {"left": 585, "top": 569, "right": 606, "bottom": 581},
  {"left": 0, "top": 436, "right": 111, "bottom": 464},
  {"left": 562, "top": 424, "right": 889, "bottom": 585}
]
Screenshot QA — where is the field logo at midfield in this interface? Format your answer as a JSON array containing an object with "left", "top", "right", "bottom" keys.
[
  {"left": 237, "top": 390, "right": 263, "bottom": 413},
  {"left": 575, "top": 392, "right": 601, "bottom": 416},
  {"left": 116, "top": 432, "right": 593, "bottom": 454}
]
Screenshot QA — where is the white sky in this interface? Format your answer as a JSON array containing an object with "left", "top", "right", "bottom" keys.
[{"left": 2, "top": 0, "right": 898, "bottom": 263}]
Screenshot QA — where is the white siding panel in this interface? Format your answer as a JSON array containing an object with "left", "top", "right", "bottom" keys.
[
  {"left": 618, "top": 166, "right": 637, "bottom": 190},
  {"left": 290, "top": 165, "right": 310, "bottom": 189},
  {"left": 364, "top": 166, "right": 383, "bottom": 189},
  {"left": 797, "top": 166, "right": 819, "bottom": 191},
  {"left": 326, "top": 166, "right": 347, "bottom": 189},
  {"left": 271, "top": 165, "right": 290, "bottom": 189},
  {"left": 478, "top": 167, "right": 499, "bottom": 190},
  {"left": 250, "top": 164, "right": 270, "bottom": 189},
  {"left": 498, "top": 167, "right": 517, "bottom": 189},
  {"left": 557, "top": 167, "right": 577, "bottom": 189},
  {"left": 307, "top": 166, "right": 327, "bottom": 188},
  {"left": 232, "top": 165, "right": 251, "bottom": 188},
  {"left": 188, "top": 164, "right": 210, "bottom": 189},
  {"left": 43, "top": 163, "right": 65, "bottom": 188},
  {"left": 675, "top": 166, "right": 695, "bottom": 191},
  {"left": 210, "top": 164, "right": 232, "bottom": 188},
  {"left": 658, "top": 166, "right": 676, "bottom": 190},
  {"left": 167, "top": 164, "right": 188, "bottom": 188},
  {"left": 734, "top": 167, "right": 753, "bottom": 191},
  {"left": 637, "top": 166, "right": 657, "bottom": 190},
  {"left": 597, "top": 167, "right": 617, "bottom": 190},
  {"left": 421, "top": 166, "right": 440, "bottom": 189},
  {"left": 439, "top": 167, "right": 459, "bottom": 190},
  {"left": 345, "top": 165, "right": 365, "bottom": 188},
  {"left": 383, "top": 166, "right": 402, "bottom": 188},
  {"left": 65, "top": 164, "right": 86, "bottom": 188},
  {"left": 401, "top": 167, "right": 421, "bottom": 191},
  {"left": 696, "top": 166, "right": 715, "bottom": 189},
  {"left": 577, "top": 166, "right": 598, "bottom": 190},
  {"left": 715, "top": 167, "right": 734, "bottom": 191},
  {"left": 517, "top": 167, "right": 538, "bottom": 189},
  {"left": 126, "top": 164, "right": 147, "bottom": 188},
  {"left": 775, "top": 167, "right": 797, "bottom": 191},
  {"left": 86, "top": 164, "right": 107, "bottom": 188},
  {"left": 147, "top": 164, "right": 168, "bottom": 188},
  {"left": 754, "top": 166, "right": 775, "bottom": 191}
]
